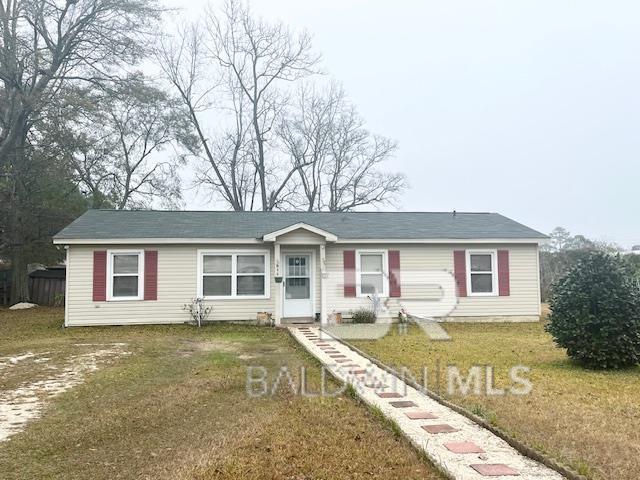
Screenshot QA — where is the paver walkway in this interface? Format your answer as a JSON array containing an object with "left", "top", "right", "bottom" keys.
[{"left": 290, "top": 326, "right": 564, "bottom": 480}]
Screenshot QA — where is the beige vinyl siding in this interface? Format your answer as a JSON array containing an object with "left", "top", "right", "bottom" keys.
[
  {"left": 454, "top": 244, "right": 540, "bottom": 317},
  {"left": 66, "top": 244, "right": 276, "bottom": 326},
  {"left": 324, "top": 243, "right": 540, "bottom": 318},
  {"left": 66, "top": 240, "right": 540, "bottom": 326},
  {"left": 276, "top": 228, "right": 327, "bottom": 245}
]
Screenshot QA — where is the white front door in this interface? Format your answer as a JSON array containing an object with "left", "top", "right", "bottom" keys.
[{"left": 283, "top": 253, "right": 313, "bottom": 318}]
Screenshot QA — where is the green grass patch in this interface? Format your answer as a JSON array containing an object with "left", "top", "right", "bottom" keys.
[
  {"left": 0, "top": 307, "right": 443, "bottom": 480},
  {"left": 352, "top": 317, "right": 640, "bottom": 480}
]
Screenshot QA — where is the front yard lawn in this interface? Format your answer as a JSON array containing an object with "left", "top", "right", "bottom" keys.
[
  {"left": 351, "top": 317, "right": 640, "bottom": 480},
  {"left": 0, "top": 308, "right": 442, "bottom": 480}
]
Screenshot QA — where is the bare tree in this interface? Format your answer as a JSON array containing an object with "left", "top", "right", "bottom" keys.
[
  {"left": 0, "top": 0, "right": 161, "bottom": 301},
  {"left": 71, "top": 138, "right": 116, "bottom": 208},
  {"left": 205, "top": 0, "right": 320, "bottom": 210},
  {"left": 157, "top": 24, "right": 255, "bottom": 210},
  {"left": 326, "top": 113, "right": 404, "bottom": 211},
  {"left": 277, "top": 83, "right": 341, "bottom": 211},
  {"left": 159, "top": 1, "right": 404, "bottom": 213},
  {"left": 278, "top": 83, "right": 406, "bottom": 212},
  {"left": 69, "top": 77, "right": 192, "bottom": 209},
  {"left": 0, "top": 0, "right": 160, "bottom": 166}
]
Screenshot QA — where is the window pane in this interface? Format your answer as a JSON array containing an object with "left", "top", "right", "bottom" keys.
[
  {"left": 470, "top": 254, "right": 492, "bottom": 272},
  {"left": 361, "top": 273, "right": 383, "bottom": 295},
  {"left": 287, "top": 256, "right": 308, "bottom": 277},
  {"left": 203, "top": 276, "right": 232, "bottom": 296},
  {"left": 471, "top": 273, "right": 493, "bottom": 293},
  {"left": 237, "top": 255, "right": 265, "bottom": 274},
  {"left": 237, "top": 275, "right": 265, "bottom": 296},
  {"left": 286, "top": 277, "right": 310, "bottom": 299},
  {"left": 113, "top": 254, "right": 138, "bottom": 274},
  {"left": 203, "top": 255, "right": 232, "bottom": 274},
  {"left": 113, "top": 276, "right": 138, "bottom": 297},
  {"left": 361, "top": 254, "right": 383, "bottom": 273}
]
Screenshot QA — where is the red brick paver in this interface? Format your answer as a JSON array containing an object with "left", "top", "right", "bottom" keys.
[
  {"left": 376, "top": 392, "right": 403, "bottom": 398},
  {"left": 470, "top": 464, "right": 519, "bottom": 476},
  {"left": 421, "top": 424, "right": 459, "bottom": 434},
  {"left": 444, "top": 441, "right": 484, "bottom": 454},
  {"left": 404, "top": 411, "right": 438, "bottom": 420},
  {"left": 389, "top": 401, "right": 417, "bottom": 408}
]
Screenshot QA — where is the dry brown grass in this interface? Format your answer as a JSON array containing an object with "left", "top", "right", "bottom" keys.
[
  {"left": 0, "top": 307, "right": 442, "bottom": 480},
  {"left": 352, "top": 314, "right": 640, "bottom": 480}
]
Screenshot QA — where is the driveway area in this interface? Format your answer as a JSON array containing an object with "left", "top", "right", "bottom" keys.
[
  {"left": 0, "top": 307, "right": 443, "bottom": 480},
  {"left": 0, "top": 344, "right": 130, "bottom": 442}
]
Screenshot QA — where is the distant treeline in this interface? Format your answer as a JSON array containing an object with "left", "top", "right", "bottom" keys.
[{"left": 540, "top": 227, "right": 640, "bottom": 301}]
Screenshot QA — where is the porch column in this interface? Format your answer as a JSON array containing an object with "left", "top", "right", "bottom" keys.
[
  {"left": 320, "top": 243, "right": 328, "bottom": 324},
  {"left": 274, "top": 242, "right": 282, "bottom": 325}
]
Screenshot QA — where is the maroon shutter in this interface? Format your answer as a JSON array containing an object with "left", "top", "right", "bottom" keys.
[
  {"left": 93, "top": 251, "right": 107, "bottom": 301},
  {"left": 498, "top": 250, "right": 510, "bottom": 296},
  {"left": 343, "top": 250, "right": 356, "bottom": 297},
  {"left": 144, "top": 250, "right": 158, "bottom": 300},
  {"left": 388, "top": 250, "right": 401, "bottom": 297},
  {"left": 453, "top": 250, "right": 467, "bottom": 297}
]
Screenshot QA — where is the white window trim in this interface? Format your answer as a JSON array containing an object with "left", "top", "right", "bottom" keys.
[
  {"left": 106, "top": 249, "right": 144, "bottom": 301},
  {"left": 356, "top": 249, "right": 389, "bottom": 298},
  {"left": 465, "top": 249, "right": 498, "bottom": 297},
  {"left": 197, "top": 249, "right": 270, "bottom": 300}
]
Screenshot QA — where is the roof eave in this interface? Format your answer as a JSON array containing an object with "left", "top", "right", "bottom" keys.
[
  {"left": 262, "top": 222, "right": 338, "bottom": 242},
  {"left": 53, "top": 236, "right": 547, "bottom": 245}
]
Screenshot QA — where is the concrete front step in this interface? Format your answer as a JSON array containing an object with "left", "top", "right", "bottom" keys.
[{"left": 281, "top": 317, "right": 316, "bottom": 324}]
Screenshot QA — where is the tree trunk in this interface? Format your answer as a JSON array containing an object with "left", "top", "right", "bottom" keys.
[
  {"left": 9, "top": 247, "right": 29, "bottom": 304},
  {"left": 250, "top": 89, "right": 268, "bottom": 211},
  {"left": 6, "top": 124, "right": 31, "bottom": 304}
]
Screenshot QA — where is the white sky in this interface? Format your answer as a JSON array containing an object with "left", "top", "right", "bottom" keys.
[{"left": 164, "top": 0, "right": 640, "bottom": 247}]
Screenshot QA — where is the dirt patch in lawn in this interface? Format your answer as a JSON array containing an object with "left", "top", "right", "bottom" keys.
[
  {"left": 0, "top": 344, "right": 130, "bottom": 443},
  {"left": 176, "top": 339, "right": 242, "bottom": 357},
  {"left": 0, "top": 308, "right": 443, "bottom": 480}
]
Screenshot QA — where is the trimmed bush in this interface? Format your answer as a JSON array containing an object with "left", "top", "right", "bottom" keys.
[
  {"left": 546, "top": 252, "right": 640, "bottom": 369},
  {"left": 350, "top": 308, "right": 377, "bottom": 324}
]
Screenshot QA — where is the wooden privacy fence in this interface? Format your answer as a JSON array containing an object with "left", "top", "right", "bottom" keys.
[{"left": 28, "top": 268, "right": 66, "bottom": 306}]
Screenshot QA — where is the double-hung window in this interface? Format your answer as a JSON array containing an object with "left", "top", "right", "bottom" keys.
[
  {"left": 202, "top": 255, "right": 233, "bottom": 297},
  {"left": 466, "top": 250, "right": 497, "bottom": 296},
  {"left": 107, "top": 250, "right": 144, "bottom": 300},
  {"left": 199, "top": 251, "right": 269, "bottom": 299},
  {"left": 356, "top": 250, "right": 388, "bottom": 297},
  {"left": 236, "top": 255, "right": 267, "bottom": 296}
]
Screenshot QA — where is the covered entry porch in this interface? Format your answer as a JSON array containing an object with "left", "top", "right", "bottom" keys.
[{"left": 262, "top": 223, "right": 336, "bottom": 326}]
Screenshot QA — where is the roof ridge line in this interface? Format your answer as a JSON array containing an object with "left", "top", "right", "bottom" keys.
[{"left": 93, "top": 209, "right": 496, "bottom": 215}]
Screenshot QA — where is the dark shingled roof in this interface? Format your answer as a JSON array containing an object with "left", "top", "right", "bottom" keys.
[{"left": 54, "top": 210, "right": 547, "bottom": 241}]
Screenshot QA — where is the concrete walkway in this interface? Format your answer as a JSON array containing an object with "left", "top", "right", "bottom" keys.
[{"left": 290, "top": 326, "right": 564, "bottom": 480}]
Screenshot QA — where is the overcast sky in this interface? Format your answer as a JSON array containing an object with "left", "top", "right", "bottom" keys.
[{"left": 167, "top": 0, "right": 640, "bottom": 247}]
